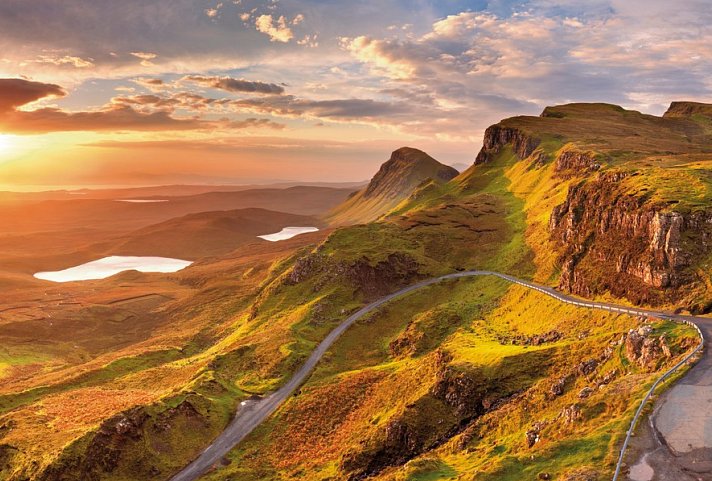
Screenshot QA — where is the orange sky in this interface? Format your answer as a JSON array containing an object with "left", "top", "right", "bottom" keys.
[{"left": 0, "top": 0, "right": 710, "bottom": 188}]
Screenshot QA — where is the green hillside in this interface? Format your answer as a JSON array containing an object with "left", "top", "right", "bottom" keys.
[{"left": 1, "top": 102, "right": 709, "bottom": 481}]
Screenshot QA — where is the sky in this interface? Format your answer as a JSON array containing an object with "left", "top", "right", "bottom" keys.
[{"left": 0, "top": 0, "right": 710, "bottom": 188}]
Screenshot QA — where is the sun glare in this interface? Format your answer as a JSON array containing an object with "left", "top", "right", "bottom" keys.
[{"left": 0, "top": 135, "right": 14, "bottom": 156}]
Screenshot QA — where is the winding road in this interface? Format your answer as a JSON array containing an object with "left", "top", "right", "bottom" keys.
[{"left": 169, "top": 270, "right": 709, "bottom": 481}]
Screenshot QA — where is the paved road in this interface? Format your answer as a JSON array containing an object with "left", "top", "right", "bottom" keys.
[
  {"left": 627, "top": 320, "right": 712, "bottom": 481},
  {"left": 168, "top": 270, "right": 709, "bottom": 481}
]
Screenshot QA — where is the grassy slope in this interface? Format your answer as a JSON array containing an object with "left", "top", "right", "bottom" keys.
[
  {"left": 2, "top": 104, "right": 707, "bottom": 480},
  {"left": 196, "top": 146, "right": 698, "bottom": 480}
]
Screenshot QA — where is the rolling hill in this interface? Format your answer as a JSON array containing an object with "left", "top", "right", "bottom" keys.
[
  {"left": 112, "top": 208, "right": 322, "bottom": 259},
  {"left": 1, "top": 102, "right": 711, "bottom": 481}
]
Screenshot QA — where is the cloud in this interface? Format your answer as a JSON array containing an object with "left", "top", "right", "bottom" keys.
[
  {"left": 342, "top": 4, "right": 712, "bottom": 116},
  {"left": 0, "top": 78, "right": 66, "bottom": 112},
  {"left": 225, "top": 95, "right": 425, "bottom": 129},
  {"left": 0, "top": 78, "right": 293, "bottom": 134},
  {"left": 131, "top": 77, "right": 170, "bottom": 92},
  {"left": 34, "top": 55, "right": 94, "bottom": 68},
  {"left": 183, "top": 75, "right": 285, "bottom": 94},
  {"left": 1, "top": 104, "right": 206, "bottom": 134},
  {"left": 0, "top": 77, "right": 205, "bottom": 133},
  {"left": 226, "top": 117, "right": 285, "bottom": 129},
  {"left": 130, "top": 51, "right": 158, "bottom": 67},
  {"left": 255, "top": 14, "right": 293, "bottom": 43},
  {"left": 205, "top": 2, "right": 222, "bottom": 18}
]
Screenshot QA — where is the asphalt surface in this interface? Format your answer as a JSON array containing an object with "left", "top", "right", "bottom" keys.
[
  {"left": 168, "top": 270, "right": 710, "bottom": 481},
  {"left": 627, "top": 321, "right": 712, "bottom": 481}
]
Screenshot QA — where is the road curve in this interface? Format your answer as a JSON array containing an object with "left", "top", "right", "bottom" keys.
[{"left": 169, "top": 270, "right": 707, "bottom": 481}]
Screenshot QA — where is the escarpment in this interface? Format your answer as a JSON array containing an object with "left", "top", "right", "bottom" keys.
[
  {"left": 549, "top": 171, "right": 712, "bottom": 309},
  {"left": 475, "top": 124, "right": 541, "bottom": 165},
  {"left": 554, "top": 147, "right": 601, "bottom": 177},
  {"left": 471, "top": 101, "right": 712, "bottom": 311}
]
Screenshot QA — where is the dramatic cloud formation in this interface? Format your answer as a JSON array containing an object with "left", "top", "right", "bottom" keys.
[
  {"left": 183, "top": 75, "right": 285, "bottom": 95},
  {"left": 0, "top": 78, "right": 66, "bottom": 112},
  {"left": 1, "top": 0, "right": 711, "bottom": 185}
]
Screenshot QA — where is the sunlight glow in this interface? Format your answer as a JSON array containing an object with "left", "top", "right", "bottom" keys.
[{"left": 0, "top": 135, "right": 13, "bottom": 155}]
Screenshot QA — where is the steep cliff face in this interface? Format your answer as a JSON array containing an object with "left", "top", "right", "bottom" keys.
[
  {"left": 553, "top": 147, "right": 601, "bottom": 178},
  {"left": 470, "top": 101, "right": 712, "bottom": 310},
  {"left": 474, "top": 124, "right": 541, "bottom": 165},
  {"left": 549, "top": 171, "right": 712, "bottom": 308}
]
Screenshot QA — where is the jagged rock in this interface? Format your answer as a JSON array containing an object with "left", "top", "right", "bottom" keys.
[
  {"left": 346, "top": 253, "right": 421, "bottom": 299},
  {"left": 598, "top": 369, "right": 618, "bottom": 386},
  {"left": 498, "top": 330, "right": 562, "bottom": 347},
  {"left": 661, "top": 334, "right": 672, "bottom": 358},
  {"left": 663, "top": 101, "right": 712, "bottom": 119},
  {"left": 550, "top": 373, "right": 573, "bottom": 397},
  {"left": 285, "top": 253, "right": 326, "bottom": 285},
  {"left": 531, "top": 330, "right": 563, "bottom": 346},
  {"left": 577, "top": 359, "right": 598, "bottom": 376},
  {"left": 475, "top": 125, "right": 540, "bottom": 165},
  {"left": 551, "top": 378, "right": 566, "bottom": 396},
  {"left": 624, "top": 329, "right": 670, "bottom": 369},
  {"left": 549, "top": 170, "right": 712, "bottom": 307},
  {"left": 555, "top": 147, "right": 601, "bottom": 177},
  {"left": 562, "top": 404, "right": 582, "bottom": 424},
  {"left": 525, "top": 429, "right": 540, "bottom": 448},
  {"left": 431, "top": 368, "right": 487, "bottom": 418},
  {"left": 578, "top": 387, "right": 594, "bottom": 399}
]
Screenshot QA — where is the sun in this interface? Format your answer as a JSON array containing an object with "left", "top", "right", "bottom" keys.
[
  {"left": 0, "top": 135, "right": 11, "bottom": 153},
  {"left": 0, "top": 134, "right": 17, "bottom": 157}
]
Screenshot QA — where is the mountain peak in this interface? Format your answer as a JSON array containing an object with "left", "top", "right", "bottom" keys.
[
  {"left": 364, "top": 147, "right": 458, "bottom": 199},
  {"left": 327, "top": 147, "right": 457, "bottom": 225}
]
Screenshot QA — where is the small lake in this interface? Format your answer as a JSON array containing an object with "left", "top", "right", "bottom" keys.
[
  {"left": 34, "top": 256, "right": 192, "bottom": 282},
  {"left": 258, "top": 227, "right": 319, "bottom": 242}
]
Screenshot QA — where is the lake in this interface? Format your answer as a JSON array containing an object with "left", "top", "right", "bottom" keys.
[
  {"left": 34, "top": 256, "right": 192, "bottom": 282},
  {"left": 258, "top": 226, "right": 319, "bottom": 242}
]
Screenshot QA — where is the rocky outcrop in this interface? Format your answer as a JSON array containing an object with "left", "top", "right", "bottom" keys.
[
  {"left": 431, "top": 367, "right": 491, "bottom": 418},
  {"left": 341, "top": 364, "right": 507, "bottom": 480},
  {"left": 561, "top": 404, "right": 582, "bottom": 424},
  {"left": 498, "top": 330, "right": 562, "bottom": 347},
  {"left": 624, "top": 327, "right": 671, "bottom": 369},
  {"left": 549, "top": 171, "right": 712, "bottom": 307},
  {"left": 550, "top": 373, "right": 573, "bottom": 397},
  {"left": 346, "top": 253, "right": 421, "bottom": 299},
  {"left": 576, "top": 358, "right": 598, "bottom": 376},
  {"left": 40, "top": 408, "right": 149, "bottom": 481},
  {"left": 474, "top": 124, "right": 540, "bottom": 165},
  {"left": 554, "top": 147, "right": 601, "bottom": 177},
  {"left": 578, "top": 387, "right": 594, "bottom": 399},
  {"left": 285, "top": 251, "right": 421, "bottom": 300},
  {"left": 663, "top": 101, "right": 712, "bottom": 119},
  {"left": 39, "top": 399, "right": 211, "bottom": 481}
]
